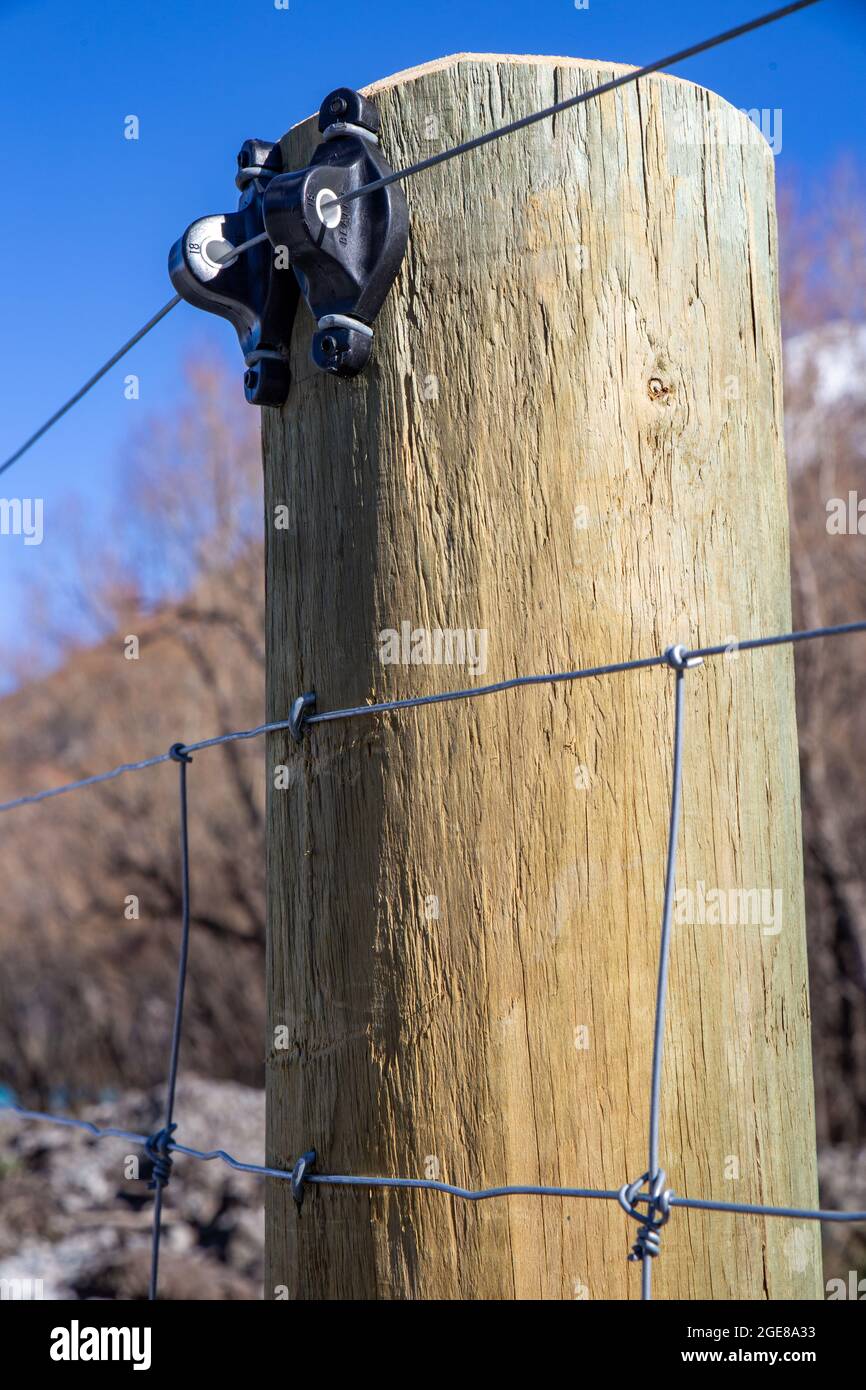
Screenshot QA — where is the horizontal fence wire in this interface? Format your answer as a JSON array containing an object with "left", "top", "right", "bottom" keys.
[
  {"left": 5, "top": 1103, "right": 866, "bottom": 1223},
  {"left": 2, "top": 621, "right": 865, "bottom": 815},
  {"left": 3, "top": 617, "right": 866, "bottom": 1301}
]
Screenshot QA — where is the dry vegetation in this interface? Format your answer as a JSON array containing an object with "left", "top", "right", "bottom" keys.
[
  {"left": 0, "top": 363, "right": 268, "bottom": 1106},
  {"left": 782, "top": 166, "right": 866, "bottom": 1283},
  {"left": 781, "top": 164, "right": 866, "bottom": 1154}
]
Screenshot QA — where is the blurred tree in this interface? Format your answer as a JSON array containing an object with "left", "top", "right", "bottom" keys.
[
  {"left": 781, "top": 160, "right": 866, "bottom": 1153},
  {"left": 0, "top": 352, "right": 267, "bottom": 1104}
]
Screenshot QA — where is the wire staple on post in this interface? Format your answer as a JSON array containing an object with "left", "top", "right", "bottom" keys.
[
  {"left": 291, "top": 1149, "right": 317, "bottom": 1212},
  {"left": 663, "top": 643, "right": 705, "bottom": 671},
  {"left": 289, "top": 692, "right": 317, "bottom": 743}
]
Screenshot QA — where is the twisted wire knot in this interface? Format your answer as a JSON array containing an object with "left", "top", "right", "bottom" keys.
[
  {"left": 617, "top": 1169, "right": 673, "bottom": 1263},
  {"left": 145, "top": 1123, "right": 177, "bottom": 1189}
]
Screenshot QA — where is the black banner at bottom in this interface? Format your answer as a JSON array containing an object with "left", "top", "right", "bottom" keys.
[{"left": 2, "top": 1296, "right": 862, "bottom": 1377}]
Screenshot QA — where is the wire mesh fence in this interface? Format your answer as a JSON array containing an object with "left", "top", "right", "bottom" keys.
[
  {"left": 3, "top": 620, "right": 866, "bottom": 1301},
  {"left": 0, "top": 0, "right": 851, "bottom": 1305}
]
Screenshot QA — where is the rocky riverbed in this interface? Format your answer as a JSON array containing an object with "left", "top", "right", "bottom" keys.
[
  {"left": 0, "top": 1078, "right": 264, "bottom": 1300},
  {"left": 1, "top": 1077, "right": 864, "bottom": 1299}
]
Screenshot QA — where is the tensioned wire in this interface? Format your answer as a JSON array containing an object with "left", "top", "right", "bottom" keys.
[
  {"left": 4, "top": 1102, "right": 865, "bottom": 1224},
  {"left": 0, "top": 620, "right": 863, "bottom": 816},
  {"left": 0, "top": 1, "right": 822, "bottom": 474}
]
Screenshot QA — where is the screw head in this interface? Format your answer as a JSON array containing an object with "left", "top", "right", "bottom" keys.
[
  {"left": 320, "top": 335, "right": 338, "bottom": 356},
  {"left": 330, "top": 97, "right": 348, "bottom": 116}
]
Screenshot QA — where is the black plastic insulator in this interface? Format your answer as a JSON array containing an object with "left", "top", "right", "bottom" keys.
[
  {"left": 169, "top": 140, "right": 298, "bottom": 408},
  {"left": 235, "top": 138, "right": 283, "bottom": 189},
  {"left": 312, "top": 325, "right": 373, "bottom": 376},
  {"left": 244, "top": 356, "right": 293, "bottom": 408},
  {"left": 318, "top": 87, "right": 380, "bottom": 136},
  {"left": 263, "top": 89, "right": 408, "bottom": 380}
]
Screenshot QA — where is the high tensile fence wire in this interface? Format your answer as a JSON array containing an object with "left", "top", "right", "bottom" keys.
[
  {"left": 330, "top": 0, "right": 821, "bottom": 211},
  {"left": 3, "top": 618, "right": 866, "bottom": 1303},
  {"left": 0, "top": 232, "right": 268, "bottom": 478},
  {"left": 0, "top": 0, "right": 821, "bottom": 476}
]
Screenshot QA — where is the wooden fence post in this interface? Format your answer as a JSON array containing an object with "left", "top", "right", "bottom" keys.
[{"left": 262, "top": 54, "right": 821, "bottom": 1299}]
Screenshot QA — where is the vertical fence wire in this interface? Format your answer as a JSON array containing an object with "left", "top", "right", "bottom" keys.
[
  {"left": 2, "top": 624, "right": 866, "bottom": 1301},
  {"left": 146, "top": 745, "right": 194, "bottom": 1300}
]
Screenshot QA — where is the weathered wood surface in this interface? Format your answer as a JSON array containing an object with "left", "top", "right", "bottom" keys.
[{"left": 263, "top": 54, "right": 821, "bottom": 1299}]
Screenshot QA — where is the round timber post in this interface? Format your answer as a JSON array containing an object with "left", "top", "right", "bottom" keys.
[{"left": 262, "top": 54, "right": 821, "bottom": 1300}]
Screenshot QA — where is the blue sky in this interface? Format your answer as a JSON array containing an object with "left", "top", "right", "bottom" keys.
[{"left": 0, "top": 0, "right": 864, "bottom": 651}]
